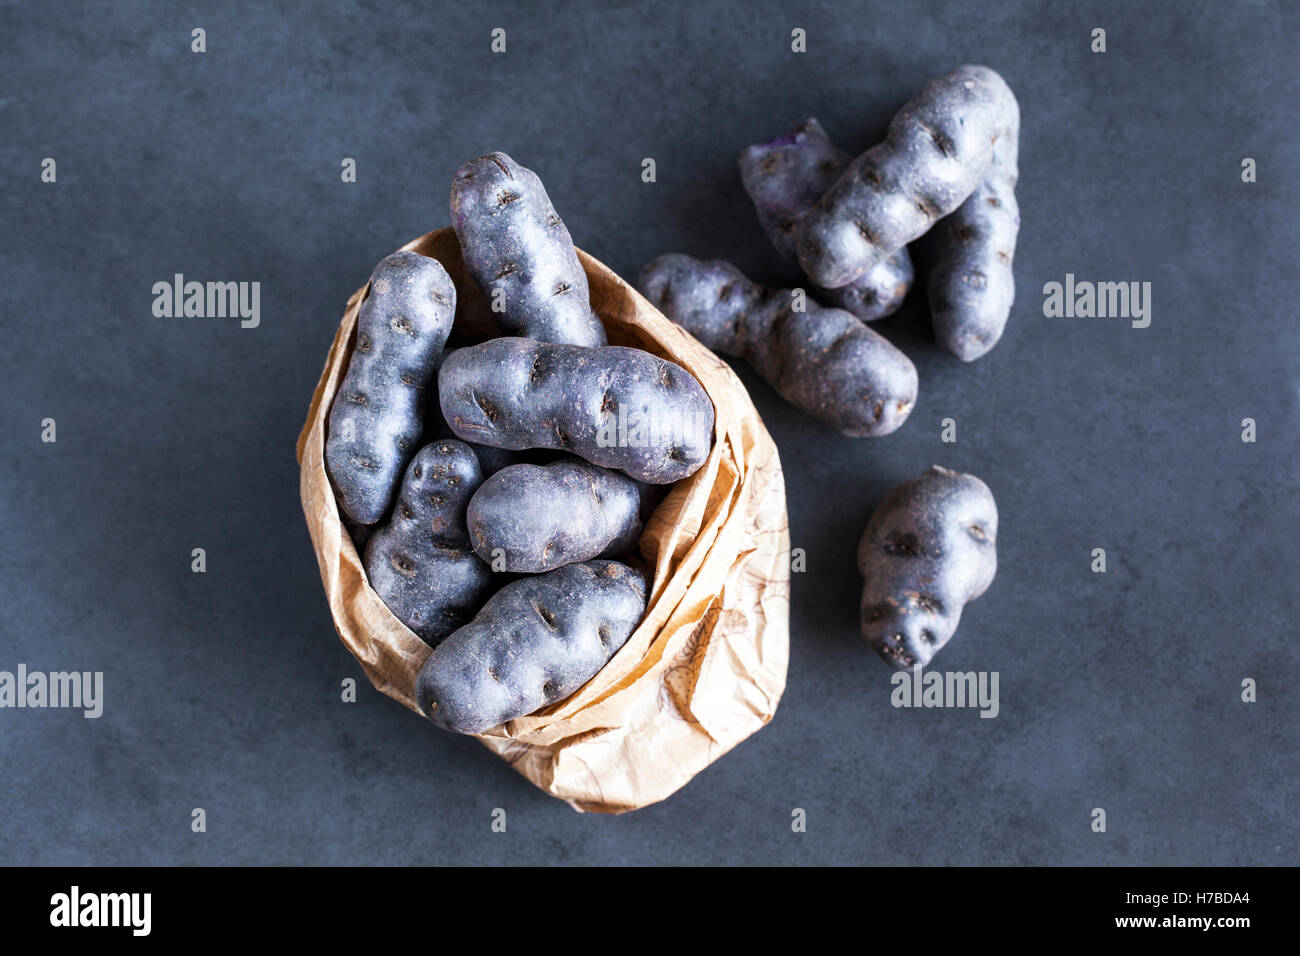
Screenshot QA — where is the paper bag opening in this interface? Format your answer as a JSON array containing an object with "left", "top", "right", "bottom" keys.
[{"left": 298, "top": 228, "right": 790, "bottom": 813}]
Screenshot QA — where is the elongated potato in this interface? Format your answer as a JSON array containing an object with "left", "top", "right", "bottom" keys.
[
  {"left": 796, "top": 66, "right": 1019, "bottom": 291},
  {"left": 363, "top": 440, "right": 493, "bottom": 644},
  {"left": 467, "top": 458, "right": 643, "bottom": 572},
  {"left": 438, "top": 337, "right": 714, "bottom": 484},
  {"left": 640, "top": 254, "right": 916, "bottom": 437},
  {"left": 927, "top": 111, "right": 1020, "bottom": 361},
  {"left": 327, "top": 251, "right": 456, "bottom": 524},
  {"left": 450, "top": 152, "right": 607, "bottom": 348},
  {"left": 740, "top": 117, "right": 913, "bottom": 321},
  {"left": 858, "top": 466, "right": 998, "bottom": 668},
  {"left": 415, "top": 560, "right": 646, "bottom": 734}
]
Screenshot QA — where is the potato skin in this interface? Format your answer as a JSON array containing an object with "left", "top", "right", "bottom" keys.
[
  {"left": 415, "top": 560, "right": 646, "bottom": 734},
  {"left": 639, "top": 254, "right": 916, "bottom": 437},
  {"left": 450, "top": 152, "right": 607, "bottom": 348},
  {"left": 927, "top": 101, "right": 1020, "bottom": 361},
  {"left": 739, "top": 117, "right": 913, "bottom": 321},
  {"left": 858, "top": 466, "right": 998, "bottom": 669},
  {"left": 327, "top": 251, "right": 456, "bottom": 524},
  {"left": 363, "top": 440, "right": 493, "bottom": 645},
  {"left": 796, "top": 66, "right": 1019, "bottom": 290},
  {"left": 422, "top": 348, "right": 554, "bottom": 477},
  {"left": 439, "top": 337, "right": 715, "bottom": 484},
  {"left": 467, "top": 458, "right": 643, "bottom": 573}
]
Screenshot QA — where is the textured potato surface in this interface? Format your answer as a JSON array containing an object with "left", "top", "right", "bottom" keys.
[
  {"left": 451, "top": 152, "right": 607, "bottom": 348},
  {"left": 740, "top": 117, "right": 913, "bottom": 321},
  {"left": 439, "top": 337, "right": 715, "bottom": 483},
  {"left": 640, "top": 254, "right": 917, "bottom": 437},
  {"left": 363, "top": 440, "right": 493, "bottom": 645},
  {"left": 796, "top": 66, "right": 1018, "bottom": 292},
  {"left": 415, "top": 560, "right": 646, "bottom": 734},
  {"left": 858, "top": 466, "right": 998, "bottom": 668},
  {"left": 326, "top": 251, "right": 456, "bottom": 524},
  {"left": 467, "top": 459, "right": 643, "bottom": 573}
]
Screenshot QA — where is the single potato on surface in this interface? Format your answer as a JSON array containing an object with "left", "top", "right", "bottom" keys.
[{"left": 858, "top": 466, "right": 998, "bottom": 669}]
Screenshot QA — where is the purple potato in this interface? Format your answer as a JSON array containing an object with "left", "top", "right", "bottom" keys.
[
  {"left": 363, "top": 440, "right": 493, "bottom": 645},
  {"left": 795, "top": 66, "right": 1019, "bottom": 292},
  {"left": 640, "top": 254, "right": 916, "bottom": 437},
  {"left": 450, "top": 152, "right": 607, "bottom": 348},
  {"left": 927, "top": 105, "right": 1020, "bottom": 360},
  {"left": 415, "top": 560, "right": 646, "bottom": 734},
  {"left": 740, "top": 117, "right": 913, "bottom": 321},
  {"left": 858, "top": 466, "right": 998, "bottom": 669},
  {"left": 467, "top": 458, "right": 643, "bottom": 573},
  {"left": 438, "top": 337, "right": 715, "bottom": 484},
  {"left": 326, "top": 251, "right": 456, "bottom": 524}
]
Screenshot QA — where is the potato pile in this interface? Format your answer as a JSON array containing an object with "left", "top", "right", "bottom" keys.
[
  {"left": 325, "top": 153, "right": 715, "bottom": 734},
  {"left": 327, "top": 65, "right": 1015, "bottom": 701},
  {"left": 640, "top": 65, "right": 1016, "bottom": 667}
]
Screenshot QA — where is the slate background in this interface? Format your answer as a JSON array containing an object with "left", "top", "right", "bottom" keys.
[{"left": 1, "top": 0, "right": 1296, "bottom": 866}]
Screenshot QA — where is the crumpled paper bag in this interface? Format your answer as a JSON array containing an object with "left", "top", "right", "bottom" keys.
[{"left": 297, "top": 228, "right": 790, "bottom": 813}]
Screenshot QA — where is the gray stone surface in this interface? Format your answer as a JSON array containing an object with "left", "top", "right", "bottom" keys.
[{"left": 0, "top": 0, "right": 1296, "bottom": 865}]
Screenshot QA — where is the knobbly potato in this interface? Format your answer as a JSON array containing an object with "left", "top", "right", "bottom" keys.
[
  {"left": 927, "top": 110, "right": 1020, "bottom": 361},
  {"left": 739, "top": 117, "right": 913, "bottom": 321},
  {"left": 363, "top": 440, "right": 493, "bottom": 644},
  {"left": 467, "top": 459, "right": 643, "bottom": 573},
  {"left": 422, "top": 348, "right": 547, "bottom": 477},
  {"left": 796, "top": 66, "right": 1019, "bottom": 291},
  {"left": 858, "top": 466, "right": 998, "bottom": 669},
  {"left": 640, "top": 254, "right": 916, "bottom": 437},
  {"left": 450, "top": 152, "right": 607, "bottom": 348},
  {"left": 415, "top": 560, "right": 646, "bottom": 734},
  {"left": 327, "top": 251, "right": 456, "bottom": 524},
  {"left": 438, "top": 337, "right": 715, "bottom": 484}
]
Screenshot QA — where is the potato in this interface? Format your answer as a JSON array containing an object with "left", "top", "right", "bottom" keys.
[
  {"left": 796, "top": 66, "right": 1019, "bottom": 291},
  {"left": 450, "top": 152, "right": 607, "bottom": 348},
  {"left": 467, "top": 458, "right": 643, "bottom": 573},
  {"left": 639, "top": 254, "right": 916, "bottom": 437},
  {"left": 422, "top": 348, "right": 555, "bottom": 477},
  {"left": 927, "top": 112, "right": 1020, "bottom": 361},
  {"left": 739, "top": 117, "right": 913, "bottom": 321},
  {"left": 363, "top": 440, "right": 493, "bottom": 644},
  {"left": 326, "top": 251, "right": 456, "bottom": 524},
  {"left": 415, "top": 560, "right": 646, "bottom": 734},
  {"left": 858, "top": 466, "right": 998, "bottom": 668},
  {"left": 438, "top": 337, "right": 715, "bottom": 483}
]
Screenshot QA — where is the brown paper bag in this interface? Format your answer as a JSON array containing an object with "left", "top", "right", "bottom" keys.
[{"left": 297, "top": 229, "right": 790, "bottom": 813}]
